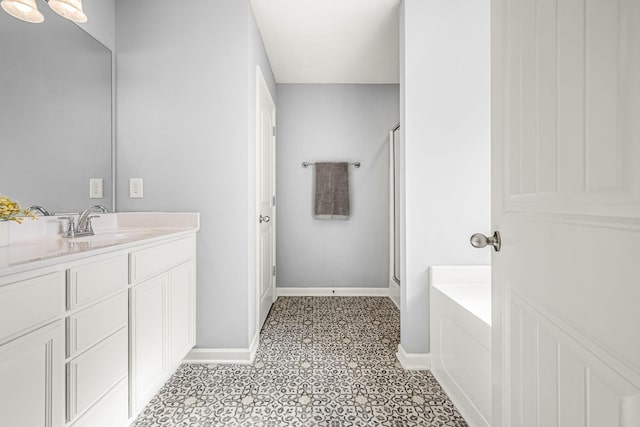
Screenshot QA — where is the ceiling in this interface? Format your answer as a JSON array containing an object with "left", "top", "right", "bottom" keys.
[{"left": 250, "top": 0, "right": 400, "bottom": 84}]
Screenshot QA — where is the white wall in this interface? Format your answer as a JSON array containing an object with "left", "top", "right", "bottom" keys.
[
  {"left": 276, "top": 84, "right": 399, "bottom": 288},
  {"left": 116, "top": 0, "right": 275, "bottom": 350},
  {"left": 400, "top": 0, "right": 491, "bottom": 354}
]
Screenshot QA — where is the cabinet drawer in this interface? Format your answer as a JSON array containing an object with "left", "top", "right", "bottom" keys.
[
  {"left": 0, "top": 272, "right": 65, "bottom": 342},
  {"left": 129, "top": 236, "right": 193, "bottom": 283},
  {"left": 67, "top": 255, "right": 128, "bottom": 309},
  {"left": 70, "top": 377, "right": 128, "bottom": 427},
  {"left": 67, "top": 292, "right": 128, "bottom": 358},
  {"left": 67, "top": 327, "right": 128, "bottom": 421}
]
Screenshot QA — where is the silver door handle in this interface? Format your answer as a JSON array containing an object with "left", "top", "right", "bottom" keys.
[
  {"left": 470, "top": 231, "right": 501, "bottom": 252},
  {"left": 259, "top": 215, "right": 271, "bottom": 223}
]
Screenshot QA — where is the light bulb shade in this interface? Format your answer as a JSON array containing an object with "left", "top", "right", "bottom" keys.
[
  {"left": 1, "top": 0, "right": 44, "bottom": 23},
  {"left": 48, "top": 0, "right": 86, "bottom": 23}
]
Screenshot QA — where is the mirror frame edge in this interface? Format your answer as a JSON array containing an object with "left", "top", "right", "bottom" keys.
[{"left": 73, "top": 21, "right": 116, "bottom": 214}]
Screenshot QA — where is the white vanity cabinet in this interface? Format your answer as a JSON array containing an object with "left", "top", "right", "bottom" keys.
[
  {"left": 0, "top": 321, "right": 65, "bottom": 427},
  {"left": 0, "top": 221, "right": 198, "bottom": 427},
  {"left": 129, "top": 236, "right": 196, "bottom": 416},
  {"left": 65, "top": 255, "right": 129, "bottom": 426},
  {"left": 129, "top": 274, "right": 167, "bottom": 415},
  {"left": 0, "top": 272, "right": 66, "bottom": 427},
  {"left": 168, "top": 261, "right": 195, "bottom": 371}
]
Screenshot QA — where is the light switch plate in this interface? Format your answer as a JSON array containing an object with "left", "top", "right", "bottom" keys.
[
  {"left": 89, "top": 178, "right": 103, "bottom": 199},
  {"left": 129, "top": 178, "right": 144, "bottom": 198}
]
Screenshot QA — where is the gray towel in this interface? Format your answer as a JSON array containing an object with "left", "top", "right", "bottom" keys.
[{"left": 314, "top": 162, "right": 350, "bottom": 220}]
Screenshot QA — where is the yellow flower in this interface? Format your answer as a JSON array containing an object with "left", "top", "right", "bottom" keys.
[{"left": 0, "top": 194, "right": 36, "bottom": 223}]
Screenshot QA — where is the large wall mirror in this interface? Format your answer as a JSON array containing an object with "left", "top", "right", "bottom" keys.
[{"left": 0, "top": 3, "right": 112, "bottom": 214}]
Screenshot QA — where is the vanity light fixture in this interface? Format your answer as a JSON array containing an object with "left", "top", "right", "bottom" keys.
[
  {"left": 1, "top": 0, "right": 87, "bottom": 23},
  {"left": 0, "top": 0, "right": 44, "bottom": 23},
  {"left": 48, "top": 0, "right": 86, "bottom": 23}
]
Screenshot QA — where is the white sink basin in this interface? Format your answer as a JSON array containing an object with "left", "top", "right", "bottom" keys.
[{"left": 68, "top": 229, "right": 159, "bottom": 243}]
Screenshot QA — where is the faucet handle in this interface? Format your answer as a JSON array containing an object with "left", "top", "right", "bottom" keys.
[
  {"left": 57, "top": 216, "right": 75, "bottom": 238},
  {"left": 85, "top": 215, "right": 101, "bottom": 234}
]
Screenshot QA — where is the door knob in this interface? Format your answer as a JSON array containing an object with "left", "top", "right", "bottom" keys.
[
  {"left": 470, "top": 231, "right": 501, "bottom": 252},
  {"left": 259, "top": 215, "right": 271, "bottom": 223}
]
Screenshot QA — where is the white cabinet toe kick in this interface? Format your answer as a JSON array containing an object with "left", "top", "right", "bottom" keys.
[{"left": 0, "top": 231, "right": 197, "bottom": 427}]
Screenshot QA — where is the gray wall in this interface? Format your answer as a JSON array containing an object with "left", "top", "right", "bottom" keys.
[
  {"left": 399, "top": 0, "right": 491, "bottom": 354},
  {"left": 77, "top": 0, "right": 115, "bottom": 50},
  {"left": 116, "top": 0, "right": 276, "bottom": 349},
  {"left": 276, "top": 84, "right": 399, "bottom": 288}
]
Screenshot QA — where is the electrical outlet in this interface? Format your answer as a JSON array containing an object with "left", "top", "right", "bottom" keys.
[
  {"left": 89, "top": 178, "right": 103, "bottom": 198},
  {"left": 129, "top": 178, "right": 144, "bottom": 198}
]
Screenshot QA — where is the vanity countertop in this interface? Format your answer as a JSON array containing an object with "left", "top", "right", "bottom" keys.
[{"left": 0, "top": 212, "right": 199, "bottom": 277}]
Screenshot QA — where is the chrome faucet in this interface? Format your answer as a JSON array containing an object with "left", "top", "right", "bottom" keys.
[
  {"left": 58, "top": 216, "right": 76, "bottom": 238},
  {"left": 72, "top": 205, "right": 109, "bottom": 237},
  {"left": 59, "top": 205, "right": 108, "bottom": 238},
  {"left": 28, "top": 205, "right": 51, "bottom": 216}
]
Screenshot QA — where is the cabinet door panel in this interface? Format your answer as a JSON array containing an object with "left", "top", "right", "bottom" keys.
[
  {"left": 169, "top": 262, "right": 194, "bottom": 369},
  {"left": 129, "top": 274, "right": 167, "bottom": 415},
  {"left": 0, "top": 321, "right": 64, "bottom": 427},
  {"left": 67, "top": 327, "right": 128, "bottom": 421}
]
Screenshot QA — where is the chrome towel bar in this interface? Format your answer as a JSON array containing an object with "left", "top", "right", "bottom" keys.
[{"left": 302, "top": 162, "right": 361, "bottom": 168}]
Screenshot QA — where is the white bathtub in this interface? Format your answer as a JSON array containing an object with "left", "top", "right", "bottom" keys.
[{"left": 430, "top": 266, "right": 491, "bottom": 427}]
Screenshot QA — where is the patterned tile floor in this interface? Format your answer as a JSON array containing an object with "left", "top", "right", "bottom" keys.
[{"left": 133, "top": 297, "right": 468, "bottom": 426}]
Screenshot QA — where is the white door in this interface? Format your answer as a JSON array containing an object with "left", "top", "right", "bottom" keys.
[
  {"left": 491, "top": 0, "right": 640, "bottom": 426},
  {"left": 257, "top": 67, "right": 276, "bottom": 330}
]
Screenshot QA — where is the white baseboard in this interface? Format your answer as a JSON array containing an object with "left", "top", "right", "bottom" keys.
[
  {"left": 431, "top": 368, "right": 489, "bottom": 427},
  {"left": 184, "top": 333, "right": 259, "bottom": 365},
  {"left": 388, "top": 280, "right": 400, "bottom": 309},
  {"left": 389, "top": 295, "right": 400, "bottom": 309},
  {"left": 248, "top": 332, "right": 259, "bottom": 362},
  {"left": 276, "top": 287, "right": 390, "bottom": 297},
  {"left": 396, "top": 344, "right": 430, "bottom": 370}
]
